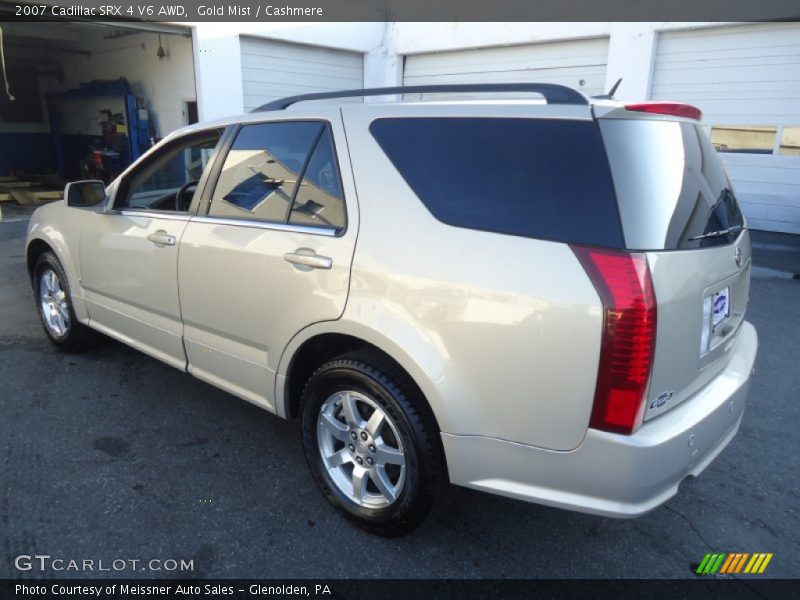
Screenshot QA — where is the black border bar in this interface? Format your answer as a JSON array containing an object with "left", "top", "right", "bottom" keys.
[
  {"left": 1, "top": 0, "right": 799, "bottom": 22},
  {"left": 3, "top": 579, "right": 800, "bottom": 600}
]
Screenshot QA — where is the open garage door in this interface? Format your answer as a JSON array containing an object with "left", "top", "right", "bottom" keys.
[
  {"left": 240, "top": 37, "right": 364, "bottom": 112},
  {"left": 0, "top": 21, "right": 196, "bottom": 198},
  {"left": 652, "top": 23, "right": 800, "bottom": 234},
  {"left": 403, "top": 38, "right": 610, "bottom": 99}
]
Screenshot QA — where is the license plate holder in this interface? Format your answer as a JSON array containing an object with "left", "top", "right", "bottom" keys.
[{"left": 711, "top": 287, "right": 730, "bottom": 332}]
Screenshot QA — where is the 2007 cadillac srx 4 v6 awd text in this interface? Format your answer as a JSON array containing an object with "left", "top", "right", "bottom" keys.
[{"left": 26, "top": 84, "right": 757, "bottom": 536}]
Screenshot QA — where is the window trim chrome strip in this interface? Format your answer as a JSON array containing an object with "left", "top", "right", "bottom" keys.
[
  {"left": 119, "top": 210, "right": 192, "bottom": 222},
  {"left": 190, "top": 215, "right": 338, "bottom": 237}
]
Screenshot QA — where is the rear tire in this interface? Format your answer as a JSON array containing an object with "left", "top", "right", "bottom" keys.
[
  {"left": 33, "top": 252, "right": 95, "bottom": 353},
  {"left": 300, "top": 349, "right": 448, "bottom": 537}
]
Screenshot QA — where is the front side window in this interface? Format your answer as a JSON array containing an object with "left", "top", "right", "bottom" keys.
[
  {"left": 209, "top": 121, "right": 345, "bottom": 230},
  {"left": 118, "top": 132, "right": 221, "bottom": 212}
]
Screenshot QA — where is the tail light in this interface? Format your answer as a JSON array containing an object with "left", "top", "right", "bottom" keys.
[
  {"left": 625, "top": 102, "right": 702, "bottom": 121},
  {"left": 572, "top": 247, "right": 657, "bottom": 434}
]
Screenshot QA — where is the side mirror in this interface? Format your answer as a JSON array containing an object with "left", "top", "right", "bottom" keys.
[{"left": 65, "top": 180, "right": 106, "bottom": 208}]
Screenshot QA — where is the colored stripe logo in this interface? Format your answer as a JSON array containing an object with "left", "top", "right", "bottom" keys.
[{"left": 696, "top": 553, "right": 773, "bottom": 574}]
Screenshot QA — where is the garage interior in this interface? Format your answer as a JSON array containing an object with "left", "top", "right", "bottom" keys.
[{"left": 0, "top": 21, "right": 196, "bottom": 207}]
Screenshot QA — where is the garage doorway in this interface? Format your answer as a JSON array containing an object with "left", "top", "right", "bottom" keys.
[{"left": 0, "top": 21, "right": 196, "bottom": 201}]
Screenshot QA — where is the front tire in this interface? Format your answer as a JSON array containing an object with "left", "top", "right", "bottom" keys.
[
  {"left": 300, "top": 350, "right": 448, "bottom": 537},
  {"left": 33, "top": 252, "right": 95, "bottom": 352}
]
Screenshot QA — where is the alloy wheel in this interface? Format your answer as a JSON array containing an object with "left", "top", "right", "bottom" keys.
[
  {"left": 39, "top": 269, "right": 70, "bottom": 338},
  {"left": 317, "top": 390, "right": 406, "bottom": 509}
]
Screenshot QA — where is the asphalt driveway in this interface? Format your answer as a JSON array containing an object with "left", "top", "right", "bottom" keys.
[{"left": 1, "top": 214, "right": 798, "bottom": 579}]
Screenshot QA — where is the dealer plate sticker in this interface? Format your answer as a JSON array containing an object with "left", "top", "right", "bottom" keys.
[{"left": 712, "top": 287, "right": 730, "bottom": 331}]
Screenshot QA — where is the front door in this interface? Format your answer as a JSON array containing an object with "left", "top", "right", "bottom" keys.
[
  {"left": 177, "top": 114, "right": 358, "bottom": 410},
  {"left": 80, "top": 129, "right": 223, "bottom": 369}
]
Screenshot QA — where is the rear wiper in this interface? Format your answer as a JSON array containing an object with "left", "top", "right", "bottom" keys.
[{"left": 689, "top": 225, "right": 744, "bottom": 241}]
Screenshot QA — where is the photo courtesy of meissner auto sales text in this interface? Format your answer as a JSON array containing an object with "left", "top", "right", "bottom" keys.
[{"left": 0, "top": 0, "right": 798, "bottom": 598}]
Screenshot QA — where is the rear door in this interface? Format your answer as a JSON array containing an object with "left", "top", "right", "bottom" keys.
[
  {"left": 599, "top": 117, "right": 751, "bottom": 419},
  {"left": 177, "top": 111, "right": 358, "bottom": 411}
]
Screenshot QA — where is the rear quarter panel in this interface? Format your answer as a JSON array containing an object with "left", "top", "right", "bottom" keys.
[{"left": 339, "top": 104, "right": 604, "bottom": 451}]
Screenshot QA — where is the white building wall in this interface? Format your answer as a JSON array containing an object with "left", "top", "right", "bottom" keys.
[
  {"left": 192, "top": 22, "right": 736, "bottom": 113},
  {"left": 603, "top": 23, "right": 657, "bottom": 100},
  {"left": 389, "top": 22, "right": 728, "bottom": 101},
  {"left": 190, "top": 22, "right": 384, "bottom": 119},
  {"left": 189, "top": 22, "right": 733, "bottom": 116},
  {"left": 189, "top": 22, "right": 736, "bottom": 117},
  {"left": 188, "top": 21, "right": 799, "bottom": 233}
]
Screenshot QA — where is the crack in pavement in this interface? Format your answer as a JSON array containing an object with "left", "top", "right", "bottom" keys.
[{"left": 664, "top": 505, "right": 714, "bottom": 550}]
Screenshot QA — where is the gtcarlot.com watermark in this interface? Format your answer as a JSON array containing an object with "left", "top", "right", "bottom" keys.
[{"left": 14, "top": 554, "right": 194, "bottom": 573}]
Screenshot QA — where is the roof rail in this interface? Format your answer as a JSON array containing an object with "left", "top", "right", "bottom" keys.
[{"left": 251, "top": 83, "right": 588, "bottom": 112}]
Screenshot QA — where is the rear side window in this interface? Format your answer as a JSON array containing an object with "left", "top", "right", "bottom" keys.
[
  {"left": 370, "top": 118, "right": 624, "bottom": 248},
  {"left": 288, "top": 127, "right": 345, "bottom": 229}
]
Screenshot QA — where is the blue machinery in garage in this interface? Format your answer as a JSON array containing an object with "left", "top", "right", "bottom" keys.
[{"left": 47, "top": 77, "right": 150, "bottom": 180}]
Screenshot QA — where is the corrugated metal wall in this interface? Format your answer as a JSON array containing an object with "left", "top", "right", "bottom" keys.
[
  {"left": 240, "top": 37, "right": 363, "bottom": 112},
  {"left": 403, "top": 38, "right": 610, "bottom": 99},
  {"left": 652, "top": 23, "right": 800, "bottom": 234}
]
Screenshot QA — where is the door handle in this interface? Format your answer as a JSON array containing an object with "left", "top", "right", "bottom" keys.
[
  {"left": 147, "top": 231, "right": 176, "bottom": 247},
  {"left": 283, "top": 251, "right": 333, "bottom": 270}
]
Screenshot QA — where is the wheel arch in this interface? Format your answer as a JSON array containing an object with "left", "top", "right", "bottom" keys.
[
  {"left": 25, "top": 230, "right": 88, "bottom": 324},
  {"left": 276, "top": 321, "right": 454, "bottom": 435},
  {"left": 26, "top": 237, "right": 55, "bottom": 283}
]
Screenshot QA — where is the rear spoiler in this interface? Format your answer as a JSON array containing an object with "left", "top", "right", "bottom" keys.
[{"left": 594, "top": 102, "right": 703, "bottom": 122}]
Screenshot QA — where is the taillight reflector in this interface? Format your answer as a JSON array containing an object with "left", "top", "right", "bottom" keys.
[
  {"left": 625, "top": 102, "right": 702, "bottom": 121},
  {"left": 572, "top": 247, "right": 657, "bottom": 435}
]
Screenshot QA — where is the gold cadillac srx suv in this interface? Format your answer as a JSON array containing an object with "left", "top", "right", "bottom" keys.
[{"left": 26, "top": 84, "right": 757, "bottom": 536}]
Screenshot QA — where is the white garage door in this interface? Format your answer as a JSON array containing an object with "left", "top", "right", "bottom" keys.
[
  {"left": 652, "top": 23, "right": 800, "bottom": 234},
  {"left": 240, "top": 37, "right": 363, "bottom": 112},
  {"left": 403, "top": 38, "right": 610, "bottom": 99}
]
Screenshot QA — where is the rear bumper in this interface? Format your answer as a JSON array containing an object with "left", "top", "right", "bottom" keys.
[{"left": 442, "top": 321, "right": 758, "bottom": 518}]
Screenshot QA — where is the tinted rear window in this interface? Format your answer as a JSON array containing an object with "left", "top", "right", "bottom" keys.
[
  {"left": 599, "top": 119, "right": 745, "bottom": 250},
  {"left": 370, "top": 118, "right": 624, "bottom": 249}
]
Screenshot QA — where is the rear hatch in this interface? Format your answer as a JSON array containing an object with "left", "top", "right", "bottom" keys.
[{"left": 597, "top": 112, "right": 751, "bottom": 419}]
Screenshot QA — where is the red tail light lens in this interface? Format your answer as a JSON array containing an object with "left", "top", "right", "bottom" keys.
[
  {"left": 625, "top": 102, "right": 702, "bottom": 121},
  {"left": 572, "top": 247, "right": 657, "bottom": 434}
]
